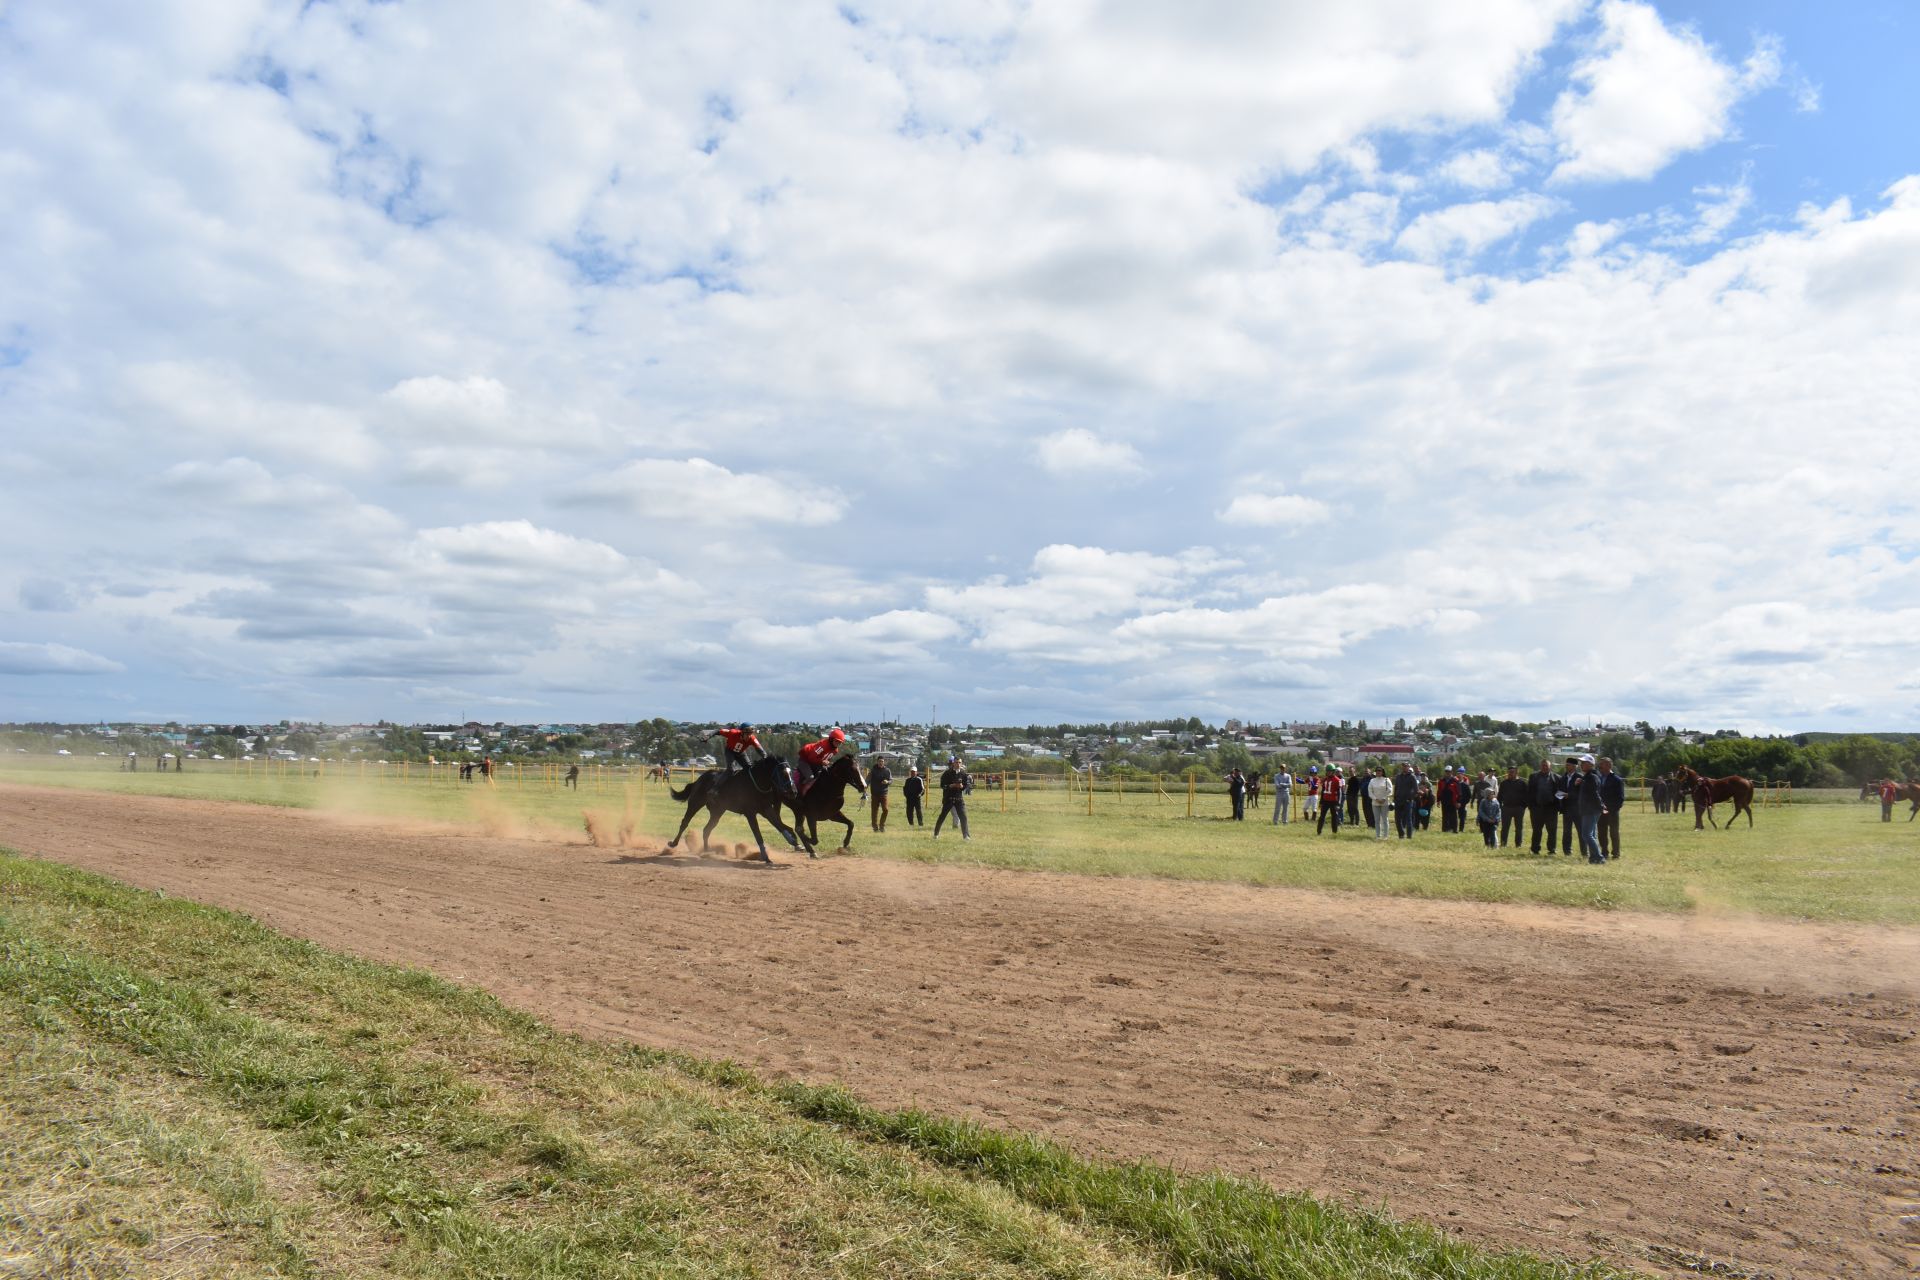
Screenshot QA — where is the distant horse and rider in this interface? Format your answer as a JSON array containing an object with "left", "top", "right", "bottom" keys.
[
  {"left": 664, "top": 755, "right": 804, "bottom": 862},
  {"left": 1672, "top": 764, "right": 1755, "bottom": 830}
]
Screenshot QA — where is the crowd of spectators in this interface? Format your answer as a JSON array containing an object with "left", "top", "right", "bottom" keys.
[{"left": 1261, "top": 755, "right": 1627, "bottom": 864}]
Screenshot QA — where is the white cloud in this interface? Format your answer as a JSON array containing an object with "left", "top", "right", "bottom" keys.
[
  {"left": 564, "top": 458, "right": 846, "bottom": 525},
  {"left": 1435, "top": 149, "right": 1514, "bottom": 191},
  {"left": 1396, "top": 193, "right": 1559, "bottom": 260},
  {"left": 378, "top": 375, "right": 514, "bottom": 442},
  {"left": 1035, "top": 428, "right": 1144, "bottom": 477},
  {"left": 0, "top": 641, "right": 125, "bottom": 675},
  {"left": 1218, "top": 493, "right": 1331, "bottom": 528},
  {"left": 1548, "top": 1, "right": 1779, "bottom": 184}
]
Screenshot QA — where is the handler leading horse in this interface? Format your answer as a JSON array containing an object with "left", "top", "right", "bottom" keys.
[
  {"left": 1674, "top": 764, "right": 1755, "bottom": 830},
  {"left": 665, "top": 756, "right": 804, "bottom": 862}
]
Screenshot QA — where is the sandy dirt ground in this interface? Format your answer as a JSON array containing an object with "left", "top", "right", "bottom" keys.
[{"left": 2, "top": 784, "right": 1915, "bottom": 1278}]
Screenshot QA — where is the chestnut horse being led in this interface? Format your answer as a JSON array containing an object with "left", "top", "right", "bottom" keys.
[{"left": 1673, "top": 764, "right": 1755, "bottom": 830}]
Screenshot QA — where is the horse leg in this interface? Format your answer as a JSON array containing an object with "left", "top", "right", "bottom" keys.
[
  {"left": 666, "top": 799, "right": 702, "bottom": 851},
  {"left": 699, "top": 808, "right": 724, "bottom": 852},
  {"left": 766, "top": 802, "right": 805, "bottom": 853},
  {"left": 835, "top": 811, "right": 855, "bottom": 850},
  {"left": 744, "top": 813, "right": 773, "bottom": 862}
]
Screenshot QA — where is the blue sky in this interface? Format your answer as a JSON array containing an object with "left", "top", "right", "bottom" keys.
[{"left": 2, "top": 0, "right": 1916, "bottom": 731}]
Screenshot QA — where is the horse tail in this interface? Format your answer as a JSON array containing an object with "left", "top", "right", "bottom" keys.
[{"left": 670, "top": 783, "right": 693, "bottom": 801}]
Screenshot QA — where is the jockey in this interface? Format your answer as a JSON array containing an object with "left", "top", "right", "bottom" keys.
[
  {"left": 710, "top": 724, "right": 764, "bottom": 775},
  {"left": 796, "top": 727, "right": 847, "bottom": 794}
]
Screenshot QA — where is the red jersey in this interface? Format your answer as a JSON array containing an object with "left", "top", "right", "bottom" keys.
[
  {"left": 716, "top": 727, "right": 761, "bottom": 754},
  {"left": 799, "top": 737, "right": 839, "bottom": 767},
  {"left": 1319, "top": 775, "right": 1341, "bottom": 804}
]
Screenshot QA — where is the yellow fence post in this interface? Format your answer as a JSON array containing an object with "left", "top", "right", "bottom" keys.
[
  {"left": 1086, "top": 770, "right": 1094, "bottom": 817},
  {"left": 1187, "top": 771, "right": 1195, "bottom": 819},
  {"left": 999, "top": 771, "right": 1006, "bottom": 813}
]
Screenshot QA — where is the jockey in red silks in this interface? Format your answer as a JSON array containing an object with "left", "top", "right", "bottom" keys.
[
  {"left": 797, "top": 727, "right": 846, "bottom": 794},
  {"left": 710, "top": 724, "right": 764, "bottom": 775}
]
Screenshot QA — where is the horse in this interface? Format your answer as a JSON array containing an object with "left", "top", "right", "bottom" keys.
[
  {"left": 1905, "top": 781, "right": 1920, "bottom": 822},
  {"left": 646, "top": 764, "right": 670, "bottom": 782},
  {"left": 784, "top": 753, "right": 869, "bottom": 855},
  {"left": 1673, "top": 764, "right": 1754, "bottom": 830},
  {"left": 665, "top": 755, "right": 804, "bottom": 862}
]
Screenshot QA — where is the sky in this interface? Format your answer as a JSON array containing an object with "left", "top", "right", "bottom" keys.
[{"left": 2, "top": 0, "right": 1917, "bottom": 732}]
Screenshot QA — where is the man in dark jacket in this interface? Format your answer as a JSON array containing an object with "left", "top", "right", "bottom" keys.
[
  {"left": 933, "top": 757, "right": 971, "bottom": 840},
  {"left": 1572, "top": 754, "right": 1607, "bottom": 863},
  {"left": 867, "top": 756, "right": 892, "bottom": 832},
  {"left": 1595, "top": 756, "right": 1627, "bottom": 858},
  {"left": 902, "top": 768, "right": 925, "bottom": 826},
  {"left": 1529, "top": 759, "right": 1558, "bottom": 854},
  {"left": 1392, "top": 763, "right": 1419, "bottom": 838},
  {"left": 1557, "top": 757, "right": 1582, "bottom": 857},
  {"left": 1227, "top": 767, "right": 1247, "bottom": 820},
  {"left": 1497, "top": 766, "right": 1530, "bottom": 848}
]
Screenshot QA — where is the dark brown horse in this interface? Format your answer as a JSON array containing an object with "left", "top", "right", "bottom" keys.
[
  {"left": 1905, "top": 781, "right": 1920, "bottom": 822},
  {"left": 784, "top": 753, "right": 868, "bottom": 855},
  {"left": 1674, "top": 764, "right": 1754, "bottom": 830}
]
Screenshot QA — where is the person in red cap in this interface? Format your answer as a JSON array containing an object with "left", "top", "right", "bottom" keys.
[
  {"left": 797, "top": 727, "right": 846, "bottom": 794},
  {"left": 709, "top": 724, "right": 763, "bottom": 776}
]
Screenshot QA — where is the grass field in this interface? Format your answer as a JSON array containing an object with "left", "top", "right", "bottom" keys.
[
  {"left": 4, "top": 758, "right": 1916, "bottom": 924},
  {"left": 0, "top": 851, "right": 1625, "bottom": 1279}
]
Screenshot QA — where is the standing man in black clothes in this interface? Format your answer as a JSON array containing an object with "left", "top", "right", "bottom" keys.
[
  {"left": 902, "top": 767, "right": 925, "bottom": 827},
  {"left": 1529, "top": 758, "right": 1558, "bottom": 854},
  {"left": 1227, "top": 767, "right": 1247, "bottom": 820},
  {"left": 1556, "top": 757, "right": 1581, "bottom": 857},
  {"left": 1497, "top": 765, "right": 1530, "bottom": 848},
  {"left": 867, "top": 756, "right": 892, "bottom": 832},
  {"left": 933, "top": 756, "right": 971, "bottom": 840},
  {"left": 1393, "top": 762, "right": 1419, "bottom": 838},
  {"left": 1595, "top": 756, "right": 1627, "bottom": 859}
]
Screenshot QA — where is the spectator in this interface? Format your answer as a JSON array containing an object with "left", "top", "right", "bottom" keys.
[
  {"left": 902, "top": 767, "right": 925, "bottom": 827},
  {"left": 1345, "top": 771, "right": 1362, "bottom": 826},
  {"left": 1880, "top": 778, "right": 1899, "bottom": 822},
  {"left": 1572, "top": 754, "right": 1607, "bottom": 863},
  {"left": 933, "top": 756, "right": 971, "bottom": 840},
  {"left": 1529, "top": 759, "right": 1559, "bottom": 855},
  {"left": 1415, "top": 773, "right": 1435, "bottom": 829},
  {"left": 1556, "top": 757, "right": 1582, "bottom": 857},
  {"left": 564, "top": 763, "right": 580, "bottom": 789},
  {"left": 1476, "top": 786, "right": 1501, "bottom": 848},
  {"left": 1497, "top": 766, "right": 1530, "bottom": 848},
  {"left": 1392, "top": 762, "right": 1419, "bottom": 838},
  {"left": 1227, "top": 767, "right": 1247, "bottom": 820},
  {"left": 868, "top": 756, "right": 892, "bottom": 831},
  {"left": 1315, "top": 766, "right": 1343, "bottom": 835},
  {"left": 1271, "top": 766, "right": 1292, "bottom": 825},
  {"left": 1596, "top": 756, "right": 1626, "bottom": 858},
  {"left": 1367, "top": 768, "right": 1393, "bottom": 839}
]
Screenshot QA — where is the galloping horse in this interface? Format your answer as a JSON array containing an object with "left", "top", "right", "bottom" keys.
[
  {"left": 665, "top": 756, "right": 804, "bottom": 862},
  {"left": 645, "top": 764, "right": 670, "bottom": 782},
  {"left": 784, "top": 753, "right": 868, "bottom": 855},
  {"left": 1905, "top": 781, "right": 1920, "bottom": 822},
  {"left": 1673, "top": 764, "right": 1755, "bottom": 830}
]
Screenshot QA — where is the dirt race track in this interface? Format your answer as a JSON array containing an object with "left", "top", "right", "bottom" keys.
[{"left": 2, "top": 785, "right": 1916, "bottom": 1278}]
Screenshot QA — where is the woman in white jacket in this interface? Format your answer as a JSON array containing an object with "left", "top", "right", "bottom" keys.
[{"left": 1366, "top": 768, "right": 1394, "bottom": 839}]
